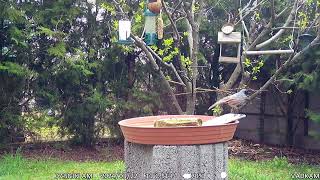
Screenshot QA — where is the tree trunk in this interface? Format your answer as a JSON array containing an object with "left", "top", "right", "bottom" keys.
[
  {"left": 184, "top": 0, "right": 204, "bottom": 115},
  {"left": 209, "top": 46, "right": 220, "bottom": 109},
  {"left": 185, "top": 20, "right": 198, "bottom": 115}
]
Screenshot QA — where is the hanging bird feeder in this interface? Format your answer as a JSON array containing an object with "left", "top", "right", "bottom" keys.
[
  {"left": 298, "top": 33, "right": 315, "bottom": 49},
  {"left": 118, "top": 19, "right": 133, "bottom": 44},
  {"left": 218, "top": 23, "right": 241, "bottom": 63},
  {"left": 144, "top": 9, "right": 157, "bottom": 45},
  {"left": 143, "top": 0, "right": 162, "bottom": 45}
]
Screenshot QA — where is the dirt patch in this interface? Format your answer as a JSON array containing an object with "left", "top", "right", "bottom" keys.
[
  {"left": 0, "top": 139, "right": 123, "bottom": 162},
  {"left": 229, "top": 138, "right": 320, "bottom": 165},
  {"left": 1, "top": 138, "right": 320, "bottom": 164}
]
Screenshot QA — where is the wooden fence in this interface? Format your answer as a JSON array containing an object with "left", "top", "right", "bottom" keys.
[{"left": 236, "top": 86, "right": 320, "bottom": 150}]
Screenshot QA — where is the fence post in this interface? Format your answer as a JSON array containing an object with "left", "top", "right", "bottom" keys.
[
  {"left": 259, "top": 91, "right": 266, "bottom": 142},
  {"left": 304, "top": 91, "right": 309, "bottom": 136}
]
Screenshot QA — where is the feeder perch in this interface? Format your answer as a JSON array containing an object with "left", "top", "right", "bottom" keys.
[
  {"left": 218, "top": 31, "right": 241, "bottom": 63},
  {"left": 118, "top": 20, "right": 133, "bottom": 44},
  {"left": 243, "top": 49, "right": 294, "bottom": 55}
]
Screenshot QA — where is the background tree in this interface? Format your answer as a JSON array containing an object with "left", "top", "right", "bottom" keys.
[{"left": 1, "top": 0, "right": 319, "bottom": 147}]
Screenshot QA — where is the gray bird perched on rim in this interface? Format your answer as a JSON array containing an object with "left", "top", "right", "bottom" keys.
[{"left": 208, "top": 89, "right": 251, "bottom": 110}]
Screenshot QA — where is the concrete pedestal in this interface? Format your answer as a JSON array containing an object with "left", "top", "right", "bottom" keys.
[{"left": 124, "top": 141, "right": 228, "bottom": 180}]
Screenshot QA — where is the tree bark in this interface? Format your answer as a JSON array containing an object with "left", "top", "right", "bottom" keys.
[{"left": 183, "top": 0, "right": 204, "bottom": 114}]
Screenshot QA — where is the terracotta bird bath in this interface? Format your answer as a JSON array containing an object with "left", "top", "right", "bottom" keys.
[
  {"left": 119, "top": 115, "right": 240, "bottom": 180},
  {"left": 118, "top": 115, "right": 238, "bottom": 145}
]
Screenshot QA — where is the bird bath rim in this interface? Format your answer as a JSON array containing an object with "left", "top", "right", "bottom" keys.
[
  {"left": 118, "top": 115, "right": 239, "bottom": 145},
  {"left": 118, "top": 115, "right": 239, "bottom": 128}
]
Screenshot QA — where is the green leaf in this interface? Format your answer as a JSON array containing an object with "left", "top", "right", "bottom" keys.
[
  {"left": 212, "top": 105, "right": 222, "bottom": 116},
  {"left": 0, "top": 62, "right": 30, "bottom": 76},
  {"left": 306, "top": 110, "right": 320, "bottom": 123},
  {"left": 163, "top": 38, "right": 174, "bottom": 47},
  {"left": 244, "top": 58, "right": 252, "bottom": 68},
  {"left": 135, "top": 14, "right": 142, "bottom": 23},
  {"left": 47, "top": 42, "right": 66, "bottom": 58},
  {"left": 158, "top": 49, "right": 164, "bottom": 56},
  {"left": 37, "top": 26, "right": 55, "bottom": 37},
  {"left": 101, "top": 2, "right": 116, "bottom": 15}
]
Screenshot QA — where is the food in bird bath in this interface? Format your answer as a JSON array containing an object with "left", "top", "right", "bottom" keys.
[
  {"left": 154, "top": 118, "right": 202, "bottom": 127},
  {"left": 153, "top": 113, "right": 246, "bottom": 127}
]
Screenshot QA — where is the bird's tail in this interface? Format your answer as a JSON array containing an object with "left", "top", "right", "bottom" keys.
[{"left": 208, "top": 100, "right": 222, "bottom": 110}]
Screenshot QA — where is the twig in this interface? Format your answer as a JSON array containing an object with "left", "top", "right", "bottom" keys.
[
  {"left": 275, "top": 7, "right": 289, "bottom": 19},
  {"left": 240, "top": 7, "right": 249, "bottom": 38},
  {"left": 255, "top": 0, "right": 298, "bottom": 49},
  {"left": 196, "top": 87, "right": 233, "bottom": 94},
  {"left": 171, "top": 0, "right": 183, "bottom": 16},
  {"left": 272, "top": 82, "right": 289, "bottom": 94},
  {"left": 169, "top": 63, "right": 185, "bottom": 86},
  {"left": 112, "top": 0, "right": 125, "bottom": 15},
  {"left": 164, "top": 16, "right": 186, "bottom": 28},
  {"left": 143, "top": 44, "right": 185, "bottom": 86},
  {"left": 174, "top": 87, "right": 233, "bottom": 96},
  {"left": 235, "top": 0, "right": 267, "bottom": 26},
  {"left": 130, "top": 34, "right": 183, "bottom": 114},
  {"left": 161, "top": 0, "right": 181, "bottom": 40},
  {"left": 168, "top": 80, "right": 186, "bottom": 86}
]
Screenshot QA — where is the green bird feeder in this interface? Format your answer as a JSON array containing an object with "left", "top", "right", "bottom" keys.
[{"left": 144, "top": 1, "right": 158, "bottom": 45}]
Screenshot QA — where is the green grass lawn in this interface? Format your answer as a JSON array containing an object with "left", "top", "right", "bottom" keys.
[
  {"left": 229, "top": 157, "right": 320, "bottom": 180},
  {"left": 0, "top": 154, "right": 124, "bottom": 180},
  {"left": 0, "top": 154, "right": 319, "bottom": 180}
]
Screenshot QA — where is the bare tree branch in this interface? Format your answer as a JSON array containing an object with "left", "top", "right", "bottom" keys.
[
  {"left": 131, "top": 35, "right": 183, "bottom": 114},
  {"left": 171, "top": 0, "right": 183, "bottom": 17},
  {"left": 224, "top": 0, "right": 298, "bottom": 90},
  {"left": 276, "top": 7, "right": 290, "bottom": 19},
  {"left": 235, "top": 0, "right": 267, "bottom": 26},
  {"left": 161, "top": 0, "right": 181, "bottom": 40},
  {"left": 112, "top": 0, "right": 126, "bottom": 16},
  {"left": 239, "top": 34, "right": 320, "bottom": 110},
  {"left": 255, "top": 0, "right": 298, "bottom": 49},
  {"left": 271, "top": 0, "right": 275, "bottom": 22},
  {"left": 143, "top": 42, "right": 186, "bottom": 86}
]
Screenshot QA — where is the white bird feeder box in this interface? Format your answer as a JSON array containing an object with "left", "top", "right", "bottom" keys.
[
  {"left": 218, "top": 32, "right": 241, "bottom": 63},
  {"left": 118, "top": 20, "right": 133, "bottom": 44}
]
